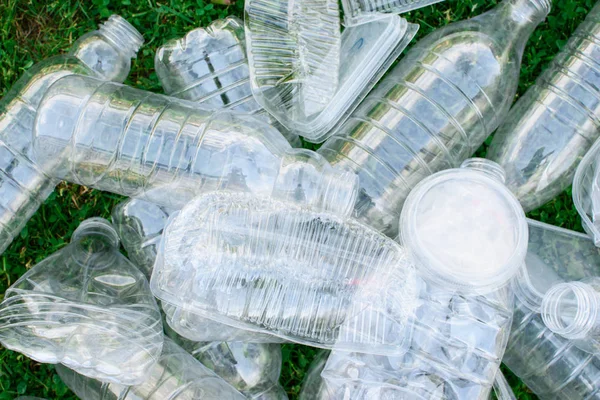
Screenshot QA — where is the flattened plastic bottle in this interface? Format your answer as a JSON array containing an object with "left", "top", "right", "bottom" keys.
[
  {"left": 0, "top": 218, "right": 163, "bottom": 385},
  {"left": 154, "top": 16, "right": 300, "bottom": 146},
  {"left": 317, "top": 159, "right": 528, "bottom": 399},
  {"left": 56, "top": 337, "right": 246, "bottom": 400},
  {"left": 318, "top": 0, "right": 550, "bottom": 237},
  {"left": 0, "top": 15, "right": 142, "bottom": 255},
  {"left": 488, "top": 2, "right": 600, "bottom": 212},
  {"left": 33, "top": 75, "right": 357, "bottom": 213},
  {"left": 505, "top": 219, "right": 600, "bottom": 399}
]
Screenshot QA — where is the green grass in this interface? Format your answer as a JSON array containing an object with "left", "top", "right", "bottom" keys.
[{"left": 0, "top": 0, "right": 595, "bottom": 398}]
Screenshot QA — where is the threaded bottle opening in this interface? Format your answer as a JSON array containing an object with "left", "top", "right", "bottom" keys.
[
  {"left": 72, "top": 218, "right": 121, "bottom": 249},
  {"left": 541, "top": 281, "right": 599, "bottom": 340},
  {"left": 98, "top": 15, "right": 144, "bottom": 59},
  {"left": 528, "top": 0, "right": 551, "bottom": 15},
  {"left": 460, "top": 158, "right": 506, "bottom": 184}
]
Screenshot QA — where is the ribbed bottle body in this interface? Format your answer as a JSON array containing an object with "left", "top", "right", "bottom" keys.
[
  {"left": 489, "top": 2, "right": 600, "bottom": 212},
  {"left": 34, "top": 75, "right": 291, "bottom": 209},
  {"left": 318, "top": 0, "right": 548, "bottom": 236}
]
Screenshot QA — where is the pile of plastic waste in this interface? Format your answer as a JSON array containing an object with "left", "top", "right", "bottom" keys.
[{"left": 5, "top": 0, "right": 600, "bottom": 399}]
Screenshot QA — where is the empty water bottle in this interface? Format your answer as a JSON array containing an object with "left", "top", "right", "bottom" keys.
[
  {"left": 32, "top": 75, "right": 358, "bottom": 212},
  {"left": 111, "top": 198, "right": 283, "bottom": 343},
  {"left": 151, "top": 190, "right": 419, "bottom": 353},
  {"left": 318, "top": 159, "right": 528, "bottom": 399},
  {"left": 505, "top": 219, "right": 600, "bottom": 399},
  {"left": 56, "top": 337, "right": 246, "bottom": 399},
  {"left": 299, "top": 350, "right": 332, "bottom": 400},
  {"left": 488, "top": 1, "right": 600, "bottom": 212},
  {"left": 0, "top": 218, "right": 163, "bottom": 385},
  {"left": 154, "top": 17, "right": 300, "bottom": 146},
  {"left": 341, "top": 0, "right": 445, "bottom": 27},
  {"left": 245, "top": 0, "right": 341, "bottom": 124},
  {"left": 166, "top": 329, "right": 287, "bottom": 399},
  {"left": 319, "top": 0, "right": 550, "bottom": 237},
  {"left": 0, "top": 15, "right": 142, "bottom": 255}
]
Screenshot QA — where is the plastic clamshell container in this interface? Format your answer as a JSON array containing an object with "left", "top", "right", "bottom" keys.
[
  {"left": 269, "top": 15, "right": 418, "bottom": 143},
  {"left": 151, "top": 191, "right": 418, "bottom": 354},
  {"left": 400, "top": 159, "right": 529, "bottom": 294},
  {"left": 574, "top": 138, "right": 600, "bottom": 246},
  {"left": 245, "top": 0, "right": 341, "bottom": 128},
  {"left": 341, "top": 0, "right": 446, "bottom": 27}
]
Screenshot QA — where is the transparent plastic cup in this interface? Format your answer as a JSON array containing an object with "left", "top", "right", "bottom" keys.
[
  {"left": 56, "top": 337, "right": 246, "bottom": 399},
  {"left": 151, "top": 191, "right": 418, "bottom": 354},
  {"left": 0, "top": 218, "right": 163, "bottom": 385}
]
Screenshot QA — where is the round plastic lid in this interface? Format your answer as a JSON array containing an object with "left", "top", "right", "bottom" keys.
[{"left": 400, "top": 165, "right": 528, "bottom": 293}]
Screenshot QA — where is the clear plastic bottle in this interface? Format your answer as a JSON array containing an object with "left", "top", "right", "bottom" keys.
[
  {"left": 33, "top": 75, "right": 358, "bottom": 212},
  {"left": 504, "top": 219, "right": 600, "bottom": 399},
  {"left": 317, "top": 159, "right": 528, "bottom": 399},
  {"left": 0, "top": 15, "right": 142, "bottom": 255},
  {"left": 0, "top": 218, "right": 163, "bottom": 385},
  {"left": 154, "top": 17, "right": 300, "bottom": 146},
  {"left": 318, "top": 0, "right": 550, "bottom": 237},
  {"left": 56, "top": 337, "right": 246, "bottom": 400},
  {"left": 166, "top": 329, "right": 287, "bottom": 399},
  {"left": 488, "top": 2, "right": 600, "bottom": 212},
  {"left": 151, "top": 190, "right": 418, "bottom": 354}
]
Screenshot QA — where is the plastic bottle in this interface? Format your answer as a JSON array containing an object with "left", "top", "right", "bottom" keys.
[
  {"left": 166, "top": 329, "right": 287, "bottom": 399},
  {"left": 318, "top": 0, "right": 550, "bottom": 237},
  {"left": 32, "top": 75, "right": 358, "bottom": 212},
  {"left": 504, "top": 219, "right": 600, "bottom": 399},
  {"left": 151, "top": 190, "right": 418, "bottom": 354},
  {"left": 56, "top": 337, "right": 246, "bottom": 400},
  {"left": 0, "top": 218, "right": 163, "bottom": 385},
  {"left": 317, "top": 159, "right": 528, "bottom": 399},
  {"left": 0, "top": 15, "right": 142, "bottom": 255},
  {"left": 154, "top": 17, "right": 300, "bottom": 146},
  {"left": 488, "top": 2, "right": 600, "bottom": 212}
]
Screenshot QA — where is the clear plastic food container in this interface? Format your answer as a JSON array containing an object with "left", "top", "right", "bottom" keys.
[
  {"left": 342, "top": 0, "right": 446, "bottom": 27},
  {"left": 573, "top": 138, "right": 600, "bottom": 245}
]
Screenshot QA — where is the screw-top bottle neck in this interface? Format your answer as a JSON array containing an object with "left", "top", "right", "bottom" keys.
[
  {"left": 506, "top": 0, "right": 551, "bottom": 23},
  {"left": 541, "top": 281, "right": 600, "bottom": 340},
  {"left": 461, "top": 158, "right": 507, "bottom": 184},
  {"left": 72, "top": 218, "right": 121, "bottom": 249},
  {"left": 98, "top": 15, "right": 144, "bottom": 59}
]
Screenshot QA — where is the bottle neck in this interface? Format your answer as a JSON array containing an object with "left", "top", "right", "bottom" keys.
[
  {"left": 481, "top": 0, "right": 550, "bottom": 59},
  {"left": 71, "top": 218, "right": 120, "bottom": 261},
  {"left": 541, "top": 281, "right": 600, "bottom": 340},
  {"left": 97, "top": 15, "right": 144, "bottom": 59}
]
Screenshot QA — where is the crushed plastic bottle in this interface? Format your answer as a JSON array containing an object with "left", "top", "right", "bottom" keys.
[
  {"left": 154, "top": 17, "right": 300, "bottom": 146},
  {"left": 488, "top": 2, "right": 600, "bottom": 212},
  {"left": 316, "top": 159, "right": 528, "bottom": 399},
  {"left": 56, "top": 337, "right": 246, "bottom": 399},
  {"left": 318, "top": 0, "right": 550, "bottom": 237},
  {"left": 0, "top": 15, "right": 142, "bottom": 255},
  {"left": 111, "top": 197, "right": 284, "bottom": 343},
  {"left": 573, "top": 137, "right": 600, "bottom": 245},
  {"left": 505, "top": 219, "right": 600, "bottom": 399},
  {"left": 245, "top": 0, "right": 341, "bottom": 125},
  {"left": 151, "top": 190, "right": 419, "bottom": 354},
  {"left": 247, "top": 14, "right": 418, "bottom": 143},
  {"left": 32, "top": 75, "right": 358, "bottom": 212},
  {"left": 0, "top": 218, "right": 163, "bottom": 385},
  {"left": 166, "top": 328, "right": 287, "bottom": 399},
  {"left": 341, "top": 0, "right": 445, "bottom": 27}
]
